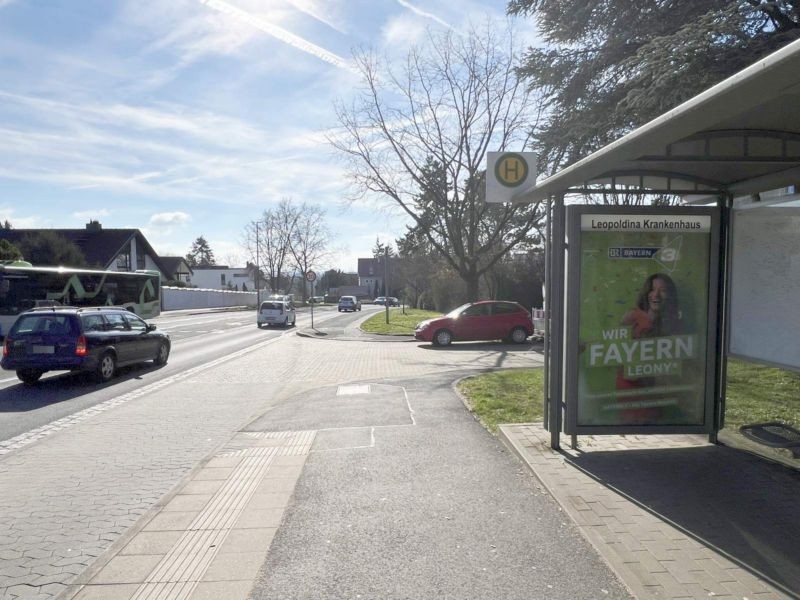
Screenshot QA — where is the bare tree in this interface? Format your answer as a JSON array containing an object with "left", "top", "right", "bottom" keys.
[
  {"left": 242, "top": 199, "right": 299, "bottom": 294},
  {"left": 288, "top": 203, "right": 332, "bottom": 301},
  {"left": 330, "top": 23, "right": 544, "bottom": 299}
]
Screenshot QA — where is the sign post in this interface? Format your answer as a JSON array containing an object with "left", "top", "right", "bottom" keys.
[{"left": 306, "top": 270, "right": 317, "bottom": 329}]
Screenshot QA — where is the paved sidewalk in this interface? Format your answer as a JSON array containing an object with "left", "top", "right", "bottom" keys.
[
  {"left": 500, "top": 424, "right": 800, "bottom": 600},
  {"left": 0, "top": 332, "right": 538, "bottom": 600}
]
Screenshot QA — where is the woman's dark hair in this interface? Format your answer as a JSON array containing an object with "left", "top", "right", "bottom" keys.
[{"left": 635, "top": 273, "right": 680, "bottom": 335}]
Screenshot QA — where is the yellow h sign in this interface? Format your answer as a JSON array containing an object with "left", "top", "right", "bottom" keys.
[{"left": 495, "top": 153, "right": 529, "bottom": 188}]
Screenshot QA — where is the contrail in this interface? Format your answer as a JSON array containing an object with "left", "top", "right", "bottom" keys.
[
  {"left": 198, "top": 0, "right": 353, "bottom": 71},
  {"left": 396, "top": 0, "right": 453, "bottom": 30}
]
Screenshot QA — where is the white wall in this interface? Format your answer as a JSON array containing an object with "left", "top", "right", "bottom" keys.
[
  {"left": 162, "top": 286, "right": 258, "bottom": 311},
  {"left": 190, "top": 268, "right": 257, "bottom": 291}
]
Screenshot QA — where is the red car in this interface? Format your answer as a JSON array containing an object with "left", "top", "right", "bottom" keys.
[{"left": 414, "top": 301, "right": 533, "bottom": 346}]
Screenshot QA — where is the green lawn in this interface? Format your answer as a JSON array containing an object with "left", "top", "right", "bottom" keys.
[
  {"left": 456, "top": 358, "right": 799, "bottom": 435},
  {"left": 457, "top": 369, "right": 544, "bottom": 433},
  {"left": 723, "top": 358, "right": 800, "bottom": 430},
  {"left": 360, "top": 308, "right": 442, "bottom": 335}
]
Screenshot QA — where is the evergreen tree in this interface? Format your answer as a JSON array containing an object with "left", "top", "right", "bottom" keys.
[
  {"left": 185, "top": 235, "right": 216, "bottom": 267},
  {"left": 17, "top": 232, "right": 87, "bottom": 267},
  {"left": 0, "top": 239, "right": 23, "bottom": 261},
  {"left": 509, "top": 0, "right": 800, "bottom": 173}
]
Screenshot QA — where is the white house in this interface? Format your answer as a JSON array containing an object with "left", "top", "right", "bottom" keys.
[{"left": 189, "top": 264, "right": 262, "bottom": 291}]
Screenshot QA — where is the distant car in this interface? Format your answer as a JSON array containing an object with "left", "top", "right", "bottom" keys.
[
  {"left": 374, "top": 296, "right": 387, "bottom": 305},
  {"left": 1, "top": 307, "right": 170, "bottom": 384},
  {"left": 414, "top": 301, "right": 532, "bottom": 347},
  {"left": 338, "top": 296, "right": 362, "bottom": 312},
  {"left": 257, "top": 301, "right": 296, "bottom": 328},
  {"left": 268, "top": 294, "right": 292, "bottom": 306},
  {"left": 387, "top": 297, "right": 400, "bottom": 307},
  {"left": 310, "top": 296, "right": 325, "bottom": 304}
]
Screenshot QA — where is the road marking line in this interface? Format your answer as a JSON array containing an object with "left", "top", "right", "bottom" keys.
[{"left": 0, "top": 333, "right": 290, "bottom": 458}]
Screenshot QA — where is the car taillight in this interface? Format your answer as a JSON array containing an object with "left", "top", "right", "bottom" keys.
[
  {"left": 2, "top": 338, "right": 8, "bottom": 357},
  {"left": 75, "top": 335, "right": 88, "bottom": 357}
]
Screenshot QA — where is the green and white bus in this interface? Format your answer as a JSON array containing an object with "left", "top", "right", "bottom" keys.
[{"left": 0, "top": 262, "right": 161, "bottom": 338}]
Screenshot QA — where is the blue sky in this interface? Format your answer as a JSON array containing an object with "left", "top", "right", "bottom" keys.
[{"left": 0, "top": 0, "right": 534, "bottom": 271}]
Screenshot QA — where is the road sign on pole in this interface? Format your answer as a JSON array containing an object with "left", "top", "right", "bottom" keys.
[
  {"left": 306, "top": 270, "right": 316, "bottom": 282},
  {"left": 486, "top": 151, "right": 537, "bottom": 203}
]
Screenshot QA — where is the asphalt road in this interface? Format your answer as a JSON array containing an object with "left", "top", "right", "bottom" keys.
[{"left": 0, "top": 304, "right": 383, "bottom": 444}]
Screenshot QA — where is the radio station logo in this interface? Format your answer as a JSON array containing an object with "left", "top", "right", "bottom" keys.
[{"left": 608, "top": 236, "right": 682, "bottom": 272}]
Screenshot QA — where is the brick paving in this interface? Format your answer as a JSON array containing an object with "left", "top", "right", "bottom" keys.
[
  {"left": 0, "top": 333, "right": 538, "bottom": 600},
  {"left": 500, "top": 424, "right": 800, "bottom": 600}
]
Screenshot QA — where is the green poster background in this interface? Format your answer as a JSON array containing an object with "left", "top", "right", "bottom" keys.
[{"left": 577, "top": 226, "right": 710, "bottom": 426}]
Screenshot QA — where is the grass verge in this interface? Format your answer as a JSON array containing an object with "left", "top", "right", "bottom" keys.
[
  {"left": 360, "top": 308, "right": 442, "bottom": 335},
  {"left": 455, "top": 358, "right": 799, "bottom": 436},
  {"left": 724, "top": 358, "right": 800, "bottom": 430},
  {"left": 457, "top": 368, "right": 544, "bottom": 434}
]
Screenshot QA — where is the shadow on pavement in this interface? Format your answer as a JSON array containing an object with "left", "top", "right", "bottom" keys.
[
  {"left": 0, "top": 363, "right": 167, "bottom": 413},
  {"left": 568, "top": 444, "right": 800, "bottom": 596}
]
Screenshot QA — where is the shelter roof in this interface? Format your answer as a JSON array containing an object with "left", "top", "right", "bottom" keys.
[{"left": 515, "top": 38, "right": 800, "bottom": 203}]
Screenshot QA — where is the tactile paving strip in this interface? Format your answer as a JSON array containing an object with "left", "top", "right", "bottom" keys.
[{"left": 129, "top": 430, "right": 315, "bottom": 600}]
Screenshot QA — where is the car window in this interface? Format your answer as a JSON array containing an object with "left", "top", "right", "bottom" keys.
[
  {"left": 462, "top": 304, "right": 490, "bottom": 317},
  {"left": 260, "top": 302, "right": 280, "bottom": 310},
  {"left": 492, "top": 303, "right": 520, "bottom": 315},
  {"left": 124, "top": 314, "right": 148, "bottom": 332},
  {"left": 105, "top": 313, "right": 129, "bottom": 331},
  {"left": 11, "top": 314, "right": 74, "bottom": 335},
  {"left": 81, "top": 314, "right": 107, "bottom": 332}
]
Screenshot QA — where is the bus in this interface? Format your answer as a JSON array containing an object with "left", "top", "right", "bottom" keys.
[{"left": 0, "top": 262, "right": 161, "bottom": 338}]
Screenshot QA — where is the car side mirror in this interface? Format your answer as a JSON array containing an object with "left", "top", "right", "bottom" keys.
[{"left": 147, "top": 324, "right": 157, "bottom": 332}]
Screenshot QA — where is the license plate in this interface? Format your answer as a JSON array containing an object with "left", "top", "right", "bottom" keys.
[{"left": 31, "top": 345, "right": 55, "bottom": 354}]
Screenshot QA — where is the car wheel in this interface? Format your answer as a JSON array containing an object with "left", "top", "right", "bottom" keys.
[
  {"left": 358, "top": 306, "right": 362, "bottom": 311},
  {"left": 154, "top": 342, "right": 170, "bottom": 366},
  {"left": 17, "top": 369, "right": 43, "bottom": 385},
  {"left": 95, "top": 352, "right": 117, "bottom": 383},
  {"left": 510, "top": 327, "right": 528, "bottom": 344},
  {"left": 257, "top": 323, "right": 263, "bottom": 329},
  {"left": 433, "top": 329, "right": 453, "bottom": 347}
]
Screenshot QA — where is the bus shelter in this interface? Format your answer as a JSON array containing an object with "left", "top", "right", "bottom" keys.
[{"left": 513, "top": 38, "right": 800, "bottom": 450}]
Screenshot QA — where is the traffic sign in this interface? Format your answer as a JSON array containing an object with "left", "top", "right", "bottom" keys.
[
  {"left": 305, "top": 270, "right": 317, "bottom": 282},
  {"left": 486, "top": 151, "right": 537, "bottom": 203}
]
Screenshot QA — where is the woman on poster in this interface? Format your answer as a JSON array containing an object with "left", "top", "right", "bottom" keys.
[{"left": 616, "top": 272, "right": 683, "bottom": 423}]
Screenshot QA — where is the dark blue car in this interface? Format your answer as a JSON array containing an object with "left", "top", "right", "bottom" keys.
[{"left": 1, "top": 307, "right": 170, "bottom": 385}]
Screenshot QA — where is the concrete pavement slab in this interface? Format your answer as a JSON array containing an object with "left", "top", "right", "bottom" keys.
[{"left": 500, "top": 423, "right": 799, "bottom": 599}]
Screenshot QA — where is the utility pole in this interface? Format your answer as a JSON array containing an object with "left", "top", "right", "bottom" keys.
[
  {"left": 384, "top": 246, "right": 389, "bottom": 325},
  {"left": 255, "top": 220, "right": 261, "bottom": 308}
]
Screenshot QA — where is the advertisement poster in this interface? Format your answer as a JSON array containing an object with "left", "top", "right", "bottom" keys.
[{"left": 573, "top": 211, "right": 714, "bottom": 428}]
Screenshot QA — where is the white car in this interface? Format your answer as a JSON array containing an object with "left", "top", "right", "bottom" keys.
[{"left": 257, "top": 300, "right": 296, "bottom": 328}]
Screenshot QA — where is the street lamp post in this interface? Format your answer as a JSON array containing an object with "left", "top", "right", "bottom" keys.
[
  {"left": 384, "top": 246, "right": 389, "bottom": 325},
  {"left": 254, "top": 220, "right": 261, "bottom": 307}
]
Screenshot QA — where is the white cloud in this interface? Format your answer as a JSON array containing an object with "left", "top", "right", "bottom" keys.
[
  {"left": 381, "top": 13, "right": 429, "bottom": 48},
  {"left": 0, "top": 204, "right": 46, "bottom": 228},
  {"left": 149, "top": 211, "right": 192, "bottom": 226},
  {"left": 73, "top": 209, "right": 111, "bottom": 220}
]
